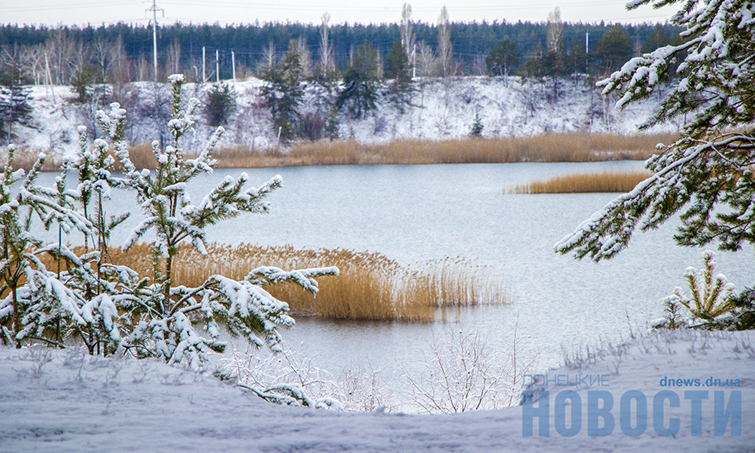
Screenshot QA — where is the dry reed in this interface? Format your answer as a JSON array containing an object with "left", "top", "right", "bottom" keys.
[
  {"left": 210, "top": 133, "right": 676, "bottom": 168},
  {"left": 507, "top": 170, "right": 653, "bottom": 194},
  {"left": 4, "top": 132, "right": 677, "bottom": 171},
  {"left": 0, "top": 147, "right": 65, "bottom": 172},
  {"left": 59, "top": 243, "right": 506, "bottom": 322}
]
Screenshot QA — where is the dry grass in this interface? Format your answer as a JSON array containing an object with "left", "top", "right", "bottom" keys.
[
  {"left": 507, "top": 169, "right": 653, "bottom": 194},
  {"left": 0, "top": 148, "right": 65, "bottom": 172},
  {"left": 207, "top": 133, "right": 676, "bottom": 168},
  {"left": 60, "top": 243, "right": 506, "bottom": 322},
  {"left": 3, "top": 132, "right": 677, "bottom": 171}
]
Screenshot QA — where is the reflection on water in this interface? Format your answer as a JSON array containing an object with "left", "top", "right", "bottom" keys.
[{"left": 35, "top": 162, "right": 755, "bottom": 391}]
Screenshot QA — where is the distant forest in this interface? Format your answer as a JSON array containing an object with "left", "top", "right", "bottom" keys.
[{"left": 0, "top": 19, "right": 682, "bottom": 84}]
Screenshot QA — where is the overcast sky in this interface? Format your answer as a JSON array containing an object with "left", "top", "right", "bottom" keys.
[{"left": 1, "top": 0, "right": 675, "bottom": 27}]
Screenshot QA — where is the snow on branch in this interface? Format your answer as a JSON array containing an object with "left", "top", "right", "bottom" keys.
[{"left": 245, "top": 266, "right": 340, "bottom": 294}]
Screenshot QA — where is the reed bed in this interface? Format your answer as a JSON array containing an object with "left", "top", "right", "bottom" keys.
[
  {"left": 80, "top": 243, "right": 507, "bottom": 322},
  {"left": 507, "top": 169, "right": 653, "bottom": 194},
  {"left": 209, "top": 133, "right": 676, "bottom": 168},
  {"left": 4, "top": 132, "right": 676, "bottom": 171}
]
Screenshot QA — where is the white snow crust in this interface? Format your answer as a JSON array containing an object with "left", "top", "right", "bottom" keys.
[
  {"left": 1, "top": 329, "right": 752, "bottom": 452},
  {"left": 12, "top": 76, "right": 674, "bottom": 157}
]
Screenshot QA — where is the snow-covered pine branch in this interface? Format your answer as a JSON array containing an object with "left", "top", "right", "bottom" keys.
[{"left": 556, "top": 0, "right": 755, "bottom": 261}]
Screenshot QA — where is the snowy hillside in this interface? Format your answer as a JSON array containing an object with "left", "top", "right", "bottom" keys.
[
  {"left": 1, "top": 329, "right": 752, "bottom": 451},
  {"left": 13, "top": 75, "right": 675, "bottom": 156}
]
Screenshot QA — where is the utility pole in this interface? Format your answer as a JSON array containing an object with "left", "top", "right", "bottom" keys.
[
  {"left": 147, "top": 0, "right": 164, "bottom": 85},
  {"left": 231, "top": 50, "right": 236, "bottom": 83}
]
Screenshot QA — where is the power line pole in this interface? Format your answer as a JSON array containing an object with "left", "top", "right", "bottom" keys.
[{"left": 147, "top": 0, "right": 164, "bottom": 85}]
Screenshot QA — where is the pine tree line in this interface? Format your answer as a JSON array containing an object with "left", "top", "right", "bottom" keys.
[{"left": 0, "top": 19, "right": 681, "bottom": 85}]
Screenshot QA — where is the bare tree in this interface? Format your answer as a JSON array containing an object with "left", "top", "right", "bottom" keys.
[
  {"left": 546, "top": 7, "right": 563, "bottom": 55},
  {"left": 402, "top": 327, "right": 536, "bottom": 414},
  {"left": 91, "top": 36, "right": 111, "bottom": 81},
  {"left": 400, "top": 3, "right": 416, "bottom": 72},
  {"left": 437, "top": 6, "right": 453, "bottom": 77},
  {"left": 318, "top": 13, "right": 335, "bottom": 77},
  {"left": 258, "top": 42, "right": 276, "bottom": 76},
  {"left": 297, "top": 37, "right": 312, "bottom": 79},
  {"left": 108, "top": 35, "right": 130, "bottom": 97},
  {"left": 167, "top": 38, "right": 181, "bottom": 75},
  {"left": 45, "top": 29, "right": 75, "bottom": 85},
  {"left": 136, "top": 57, "right": 151, "bottom": 82},
  {"left": 19, "top": 46, "right": 43, "bottom": 85},
  {"left": 417, "top": 42, "right": 438, "bottom": 77}
]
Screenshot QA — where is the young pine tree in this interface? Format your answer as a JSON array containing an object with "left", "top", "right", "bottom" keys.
[
  {"left": 384, "top": 41, "right": 415, "bottom": 114},
  {"left": 261, "top": 41, "right": 304, "bottom": 143},
  {"left": 336, "top": 42, "right": 380, "bottom": 119},
  {"left": 114, "top": 74, "right": 338, "bottom": 368},
  {"left": 0, "top": 148, "right": 91, "bottom": 348}
]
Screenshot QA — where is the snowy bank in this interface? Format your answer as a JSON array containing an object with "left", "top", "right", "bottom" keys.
[
  {"left": 1, "top": 329, "right": 752, "bottom": 452},
  {"left": 13, "top": 76, "right": 674, "bottom": 157}
]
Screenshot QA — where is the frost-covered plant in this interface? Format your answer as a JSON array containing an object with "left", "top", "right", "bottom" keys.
[
  {"left": 403, "top": 326, "right": 535, "bottom": 413},
  {"left": 108, "top": 74, "right": 338, "bottom": 369},
  {"left": 225, "top": 347, "right": 343, "bottom": 410},
  {"left": 653, "top": 298, "right": 686, "bottom": 330},
  {"left": 666, "top": 250, "right": 736, "bottom": 325},
  {"left": 0, "top": 147, "right": 92, "bottom": 348},
  {"left": 32, "top": 103, "right": 137, "bottom": 356},
  {"left": 556, "top": 0, "right": 755, "bottom": 261},
  {"left": 224, "top": 346, "right": 391, "bottom": 412}
]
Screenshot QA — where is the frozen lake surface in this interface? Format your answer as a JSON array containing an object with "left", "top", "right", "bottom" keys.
[{"left": 36, "top": 162, "right": 755, "bottom": 387}]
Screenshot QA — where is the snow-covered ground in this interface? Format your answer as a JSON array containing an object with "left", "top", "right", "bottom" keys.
[
  {"left": 1, "top": 329, "right": 752, "bottom": 452},
  {"left": 14, "top": 75, "right": 675, "bottom": 157}
]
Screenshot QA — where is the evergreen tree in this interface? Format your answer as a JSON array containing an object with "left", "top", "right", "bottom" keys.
[
  {"left": 336, "top": 42, "right": 380, "bottom": 119},
  {"left": 261, "top": 40, "right": 304, "bottom": 143},
  {"left": 203, "top": 81, "right": 236, "bottom": 127},
  {"left": 486, "top": 39, "right": 520, "bottom": 77},
  {"left": 469, "top": 112, "right": 483, "bottom": 137},
  {"left": 71, "top": 63, "right": 98, "bottom": 104},
  {"left": 0, "top": 55, "right": 33, "bottom": 144},
  {"left": 114, "top": 74, "right": 337, "bottom": 368},
  {"left": 384, "top": 41, "right": 415, "bottom": 114},
  {"left": 593, "top": 25, "right": 633, "bottom": 75},
  {"left": 556, "top": 0, "right": 755, "bottom": 262},
  {"left": 0, "top": 149, "right": 91, "bottom": 348},
  {"left": 642, "top": 24, "right": 671, "bottom": 54}
]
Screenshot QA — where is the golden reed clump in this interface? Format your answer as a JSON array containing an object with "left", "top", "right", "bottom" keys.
[
  {"left": 54, "top": 243, "right": 507, "bottom": 322},
  {"left": 507, "top": 170, "right": 653, "bottom": 194}
]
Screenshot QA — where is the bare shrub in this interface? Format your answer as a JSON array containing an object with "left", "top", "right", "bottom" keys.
[
  {"left": 223, "top": 346, "right": 393, "bottom": 412},
  {"left": 403, "top": 324, "right": 537, "bottom": 413}
]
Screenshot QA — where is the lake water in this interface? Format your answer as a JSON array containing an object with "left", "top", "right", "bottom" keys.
[{"left": 36, "top": 162, "right": 755, "bottom": 397}]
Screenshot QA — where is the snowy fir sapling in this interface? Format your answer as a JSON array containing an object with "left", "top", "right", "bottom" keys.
[
  {"left": 114, "top": 75, "right": 338, "bottom": 369},
  {"left": 0, "top": 147, "right": 92, "bottom": 349},
  {"left": 1, "top": 74, "right": 339, "bottom": 371},
  {"left": 664, "top": 250, "right": 736, "bottom": 325},
  {"left": 555, "top": 0, "right": 755, "bottom": 262}
]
